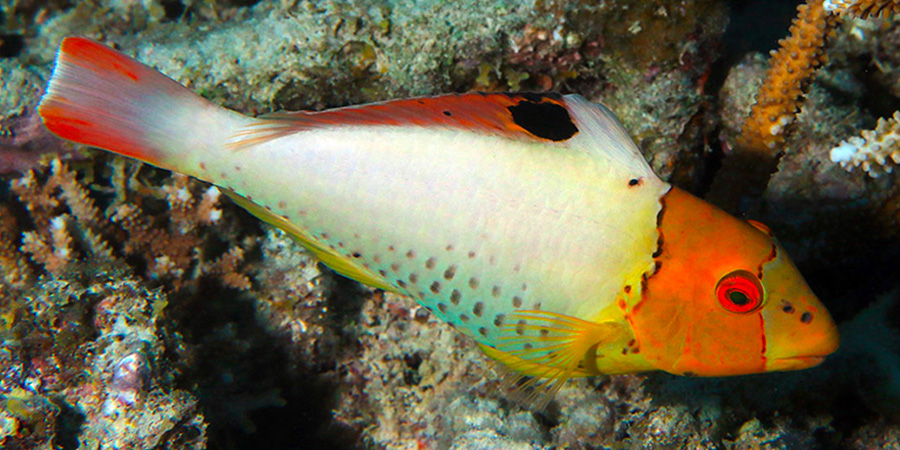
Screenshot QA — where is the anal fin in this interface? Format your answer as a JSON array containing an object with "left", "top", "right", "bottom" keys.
[{"left": 222, "top": 189, "right": 399, "bottom": 293}]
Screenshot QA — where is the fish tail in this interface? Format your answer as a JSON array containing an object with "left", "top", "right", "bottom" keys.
[{"left": 38, "top": 37, "right": 251, "bottom": 176}]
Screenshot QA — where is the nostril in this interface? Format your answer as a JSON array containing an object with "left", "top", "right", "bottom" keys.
[{"left": 780, "top": 300, "right": 795, "bottom": 314}]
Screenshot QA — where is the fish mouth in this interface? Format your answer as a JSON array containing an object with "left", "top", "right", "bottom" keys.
[{"left": 767, "top": 355, "right": 828, "bottom": 371}]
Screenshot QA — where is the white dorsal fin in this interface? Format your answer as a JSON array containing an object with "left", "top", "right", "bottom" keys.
[{"left": 562, "top": 94, "right": 657, "bottom": 179}]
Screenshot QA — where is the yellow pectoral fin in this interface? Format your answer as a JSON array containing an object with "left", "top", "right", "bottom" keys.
[
  {"left": 478, "top": 311, "right": 625, "bottom": 409},
  {"left": 483, "top": 311, "right": 625, "bottom": 379},
  {"left": 222, "top": 189, "right": 399, "bottom": 293}
]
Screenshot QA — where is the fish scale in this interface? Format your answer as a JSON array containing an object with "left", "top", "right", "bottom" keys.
[
  {"left": 224, "top": 124, "right": 663, "bottom": 357},
  {"left": 39, "top": 37, "right": 840, "bottom": 386}
]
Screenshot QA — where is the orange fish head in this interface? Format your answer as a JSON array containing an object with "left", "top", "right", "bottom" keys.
[
  {"left": 629, "top": 188, "right": 839, "bottom": 377},
  {"left": 755, "top": 240, "right": 840, "bottom": 372}
]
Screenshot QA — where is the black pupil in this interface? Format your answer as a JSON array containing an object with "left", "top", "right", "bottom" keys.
[{"left": 728, "top": 290, "right": 751, "bottom": 306}]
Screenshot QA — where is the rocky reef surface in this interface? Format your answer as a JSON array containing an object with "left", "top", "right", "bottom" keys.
[{"left": 0, "top": 0, "right": 899, "bottom": 449}]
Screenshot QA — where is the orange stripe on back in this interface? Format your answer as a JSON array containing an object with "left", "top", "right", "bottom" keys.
[{"left": 229, "top": 92, "right": 580, "bottom": 150}]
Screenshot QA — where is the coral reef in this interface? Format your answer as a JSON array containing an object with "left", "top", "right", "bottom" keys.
[
  {"left": 830, "top": 110, "right": 900, "bottom": 176},
  {"left": 708, "top": 0, "right": 838, "bottom": 212},
  {"left": 740, "top": 0, "right": 835, "bottom": 154},
  {"left": 0, "top": 274, "right": 207, "bottom": 450},
  {"left": 825, "top": 0, "right": 900, "bottom": 18},
  {"left": 0, "top": 0, "right": 899, "bottom": 449},
  {"left": 4, "top": 158, "right": 251, "bottom": 291},
  {"left": 710, "top": 0, "right": 900, "bottom": 213}
]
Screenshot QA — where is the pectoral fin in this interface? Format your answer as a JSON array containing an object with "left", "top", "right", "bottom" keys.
[{"left": 479, "top": 311, "right": 624, "bottom": 408}]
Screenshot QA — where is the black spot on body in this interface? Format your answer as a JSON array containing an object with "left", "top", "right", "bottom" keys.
[
  {"left": 493, "top": 314, "right": 505, "bottom": 327},
  {"left": 629, "top": 178, "right": 642, "bottom": 187},
  {"left": 473, "top": 302, "right": 484, "bottom": 317},
  {"left": 801, "top": 312, "right": 813, "bottom": 323},
  {"left": 479, "top": 327, "right": 488, "bottom": 337},
  {"left": 450, "top": 289, "right": 461, "bottom": 305},
  {"left": 443, "top": 265, "right": 457, "bottom": 280},
  {"left": 781, "top": 300, "right": 795, "bottom": 314},
  {"left": 443, "top": 110, "right": 452, "bottom": 116},
  {"left": 507, "top": 100, "right": 578, "bottom": 141}
]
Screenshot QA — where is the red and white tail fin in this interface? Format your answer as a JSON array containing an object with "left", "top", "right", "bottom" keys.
[{"left": 38, "top": 37, "right": 252, "bottom": 177}]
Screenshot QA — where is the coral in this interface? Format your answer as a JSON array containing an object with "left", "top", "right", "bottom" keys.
[
  {"left": 824, "top": 0, "right": 900, "bottom": 18},
  {"left": 739, "top": 0, "right": 835, "bottom": 153},
  {"left": 0, "top": 274, "right": 208, "bottom": 450},
  {"left": 830, "top": 110, "right": 900, "bottom": 176},
  {"left": 709, "top": 0, "right": 837, "bottom": 211},
  {"left": 711, "top": 0, "right": 900, "bottom": 213},
  {"left": 6, "top": 158, "right": 251, "bottom": 291}
]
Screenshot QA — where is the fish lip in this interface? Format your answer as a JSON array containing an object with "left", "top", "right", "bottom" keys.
[
  {"left": 767, "top": 355, "right": 828, "bottom": 371},
  {"left": 774, "top": 355, "right": 826, "bottom": 364}
]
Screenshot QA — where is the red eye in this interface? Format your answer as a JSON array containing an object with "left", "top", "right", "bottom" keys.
[{"left": 715, "top": 270, "right": 764, "bottom": 314}]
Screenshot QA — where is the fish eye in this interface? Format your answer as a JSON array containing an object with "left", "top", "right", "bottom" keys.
[{"left": 715, "top": 270, "right": 764, "bottom": 314}]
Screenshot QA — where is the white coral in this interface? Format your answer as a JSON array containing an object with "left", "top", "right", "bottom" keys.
[
  {"left": 830, "top": 111, "right": 900, "bottom": 177},
  {"left": 823, "top": 0, "right": 858, "bottom": 13}
]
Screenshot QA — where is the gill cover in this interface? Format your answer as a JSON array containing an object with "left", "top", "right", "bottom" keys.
[{"left": 628, "top": 188, "right": 839, "bottom": 376}]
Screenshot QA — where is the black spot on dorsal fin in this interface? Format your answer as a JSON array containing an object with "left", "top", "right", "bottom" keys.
[{"left": 507, "top": 96, "right": 578, "bottom": 142}]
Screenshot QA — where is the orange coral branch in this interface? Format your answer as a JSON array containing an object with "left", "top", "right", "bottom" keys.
[
  {"left": 708, "top": 0, "right": 838, "bottom": 212},
  {"left": 0, "top": 205, "right": 32, "bottom": 288},
  {"left": 739, "top": 0, "right": 835, "bottom": 153},
  {"left": 825, "top": 0, "right": 900, "bottom": 18}
]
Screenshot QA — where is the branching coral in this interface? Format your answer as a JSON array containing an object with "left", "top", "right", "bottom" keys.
[
  {"left": 830, "top": 111, "right": 900, "bottom": 176},
  {"left": 0, "top": 205, "right": 31, "bottom": 290},
  {"left": 739, "top": 0, "right": 836, "bottom": 154},
  {"left": 824, "top": 0, "right": 900, "bottom": 18},
  {"left": 3, "top": 158, "right": 252, "bottom": 292},
  {"left": 710, "top": 0, "right": 900, "bottom": 212},
  {"left": 708, "top": 0, "right": 837, "bottom": 210}
]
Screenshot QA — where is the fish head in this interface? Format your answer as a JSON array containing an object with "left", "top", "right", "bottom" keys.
[{"left": 629, "top": 187, "right": 839, "bottom": 376}]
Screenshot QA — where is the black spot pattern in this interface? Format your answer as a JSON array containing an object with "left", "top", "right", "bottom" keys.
[{"left": 507, "top": 98, "right": 578, "bottom": 141}]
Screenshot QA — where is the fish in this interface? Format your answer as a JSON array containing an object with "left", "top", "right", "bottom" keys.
[{"left": 38, "top": 37, "right": 839, "bottom": 393}]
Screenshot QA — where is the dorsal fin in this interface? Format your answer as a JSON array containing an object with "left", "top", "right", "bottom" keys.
[
  {"left": 561, "top": 94, "right": 657, "bottom": 179},
  {"left": 228, "top": 92, "right": 581, "bottom": 150}
]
